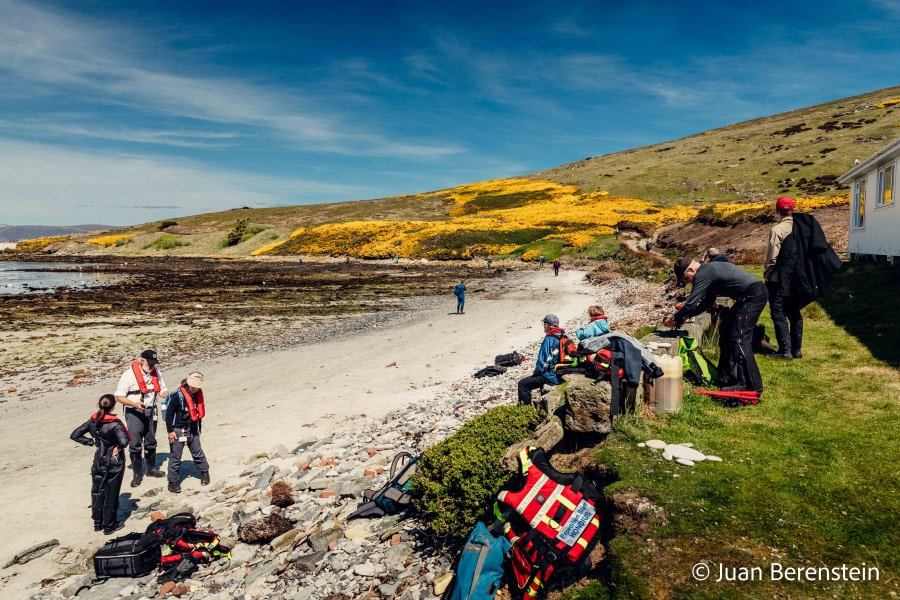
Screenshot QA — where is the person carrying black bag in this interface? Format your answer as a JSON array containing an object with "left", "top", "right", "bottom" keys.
[{"left": 70, "top": 394, "right": 130, "bottom": 534}]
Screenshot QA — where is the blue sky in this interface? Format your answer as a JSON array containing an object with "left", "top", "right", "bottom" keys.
[{"left": 1, "top": 0, "right": 898, "bottom": 225}]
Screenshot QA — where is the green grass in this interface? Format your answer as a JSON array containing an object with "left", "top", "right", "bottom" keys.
[
  {"left": 566, "top": 267, "right": 900, "bottom": 599},
  {"left": 142, "top": 234, "right": 189, "bottom": 250}
]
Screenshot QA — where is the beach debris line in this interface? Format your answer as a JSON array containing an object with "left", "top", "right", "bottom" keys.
[{"left": 638, "top": 439, "right": 723, "bottom": 466}]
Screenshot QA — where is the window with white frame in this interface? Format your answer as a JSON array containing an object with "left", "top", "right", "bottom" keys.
[
  {"left": 876, "top": 164, "right": 894, "bottom": 207},
  {"left": 853, "top": 180, "right": 865, "bottom": 227}
]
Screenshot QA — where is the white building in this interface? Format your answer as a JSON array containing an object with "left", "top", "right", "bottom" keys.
[{"left": 837, "top": 137, "right": 899, "bottom": 261}]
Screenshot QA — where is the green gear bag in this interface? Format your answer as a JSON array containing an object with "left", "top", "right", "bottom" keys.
[{"left": 678, "top": 337, "right": 718, "bottom": 386}]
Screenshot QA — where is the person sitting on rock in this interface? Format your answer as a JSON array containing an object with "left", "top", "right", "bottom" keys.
[
  {"left": 575, "top": 305, "right": 610, "bottom": 341},
  {"left": 165, "top": 372, "right": 210, "bottom": 493},
  {"left": 517, "top": 314, "right": 568, "bottom": 404},
  {"left": 71, "top": 394, "right": 129, "bottom": 534}
]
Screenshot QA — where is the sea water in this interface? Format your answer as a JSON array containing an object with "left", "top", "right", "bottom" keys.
[{"left": 0, "top": 261, "right": 121, "bottom": 294}]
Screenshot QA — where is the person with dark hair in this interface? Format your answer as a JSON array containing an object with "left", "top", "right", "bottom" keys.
[
  {"left": 165, "top": 372, "right": 210, "bottom": 493},
  {"left": 765, "top": 197, "right": 803, "bottom": 359},
  {"left": 453, "top": 280, "right": 467, "bottom": 314},
  {"left": 71, "top": 394, "right": 130, "bottom": 534},
  {"left": 115, "top": 349, "right": 168, "bottom": 488},
  {"left": 553, "top": 258, "right": 561, "bottom": 276},
  {"left": 664, "top": 257, "right": 768, "bottom": 393}
]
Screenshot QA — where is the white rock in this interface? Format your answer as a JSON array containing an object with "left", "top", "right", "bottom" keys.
[
  {"left": 664, "top": 444, "right": 705, "bottom": 462},
  {"left": 353, "top": 562, "right": 377, "bottom": 577},
  {"left": 675, "top": 443, "right": 694, "bottom": 448},
  {"left": 676, "top": 458, "right": 695, "bottom": 466},
  {"left": 645, "top": 439, "right": 667, "bottom": 450},
  {"left": 637, "top": 443, "right": 646, "bottom": 448},
  {"left": 662, "top": 452, "right": 673, "bottom": 461},
  {"left": 705, "top": 455, "right": 723, "bottom": 462}
]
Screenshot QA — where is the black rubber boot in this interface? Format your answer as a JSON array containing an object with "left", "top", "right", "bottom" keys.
[
  {"left": 168, "top": 482, "right": 181, "bottom": 494},
  {"left": 200, "top": 471, "right": 210, "bottom": 486},
  {"left": 130, "top": 454, "right": 143, "bottom": 488},
  {"left": 145, "top": 450, "right": 164, "bottom": 477}
]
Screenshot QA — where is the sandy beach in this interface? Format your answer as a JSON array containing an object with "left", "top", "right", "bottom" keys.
[{"left": 0, "top": 266, "right": 660, "bottom": 597}]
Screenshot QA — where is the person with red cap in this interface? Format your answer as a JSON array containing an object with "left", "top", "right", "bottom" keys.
[{"left": 765, "top": 197, "right": 803, "bottom": 359}]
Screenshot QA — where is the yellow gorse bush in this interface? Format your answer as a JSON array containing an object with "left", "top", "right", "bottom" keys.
[
  {"left": 14, "top": 236, "right": 69, "bottom": 252},
  {"left": 86, "top": 234, "right": 135, "bottom": 247},
  {"left": 875, "top": 99, "right": 900, "bottom": 109},
  {"left": 257, "top": 179, "right": 844, "bottom": 259}
]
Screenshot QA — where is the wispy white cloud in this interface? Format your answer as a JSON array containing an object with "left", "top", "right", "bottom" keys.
[
  {"left": 0, "top": 119, "right": 240, "bottom": 149},
  {"left": 0, "top": 0, "right": 461, "bottom": 158},
  {"left": 0, "top": 138, "right": 366, "bottom": 225}
]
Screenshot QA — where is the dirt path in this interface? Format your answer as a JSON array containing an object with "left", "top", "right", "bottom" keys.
[{"left": 0, "top": 268, "right": 606, "bottom": 597}]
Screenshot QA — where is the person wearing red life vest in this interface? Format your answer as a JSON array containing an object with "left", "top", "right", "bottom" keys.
[
  {"left": 70, "top": 394, "right": 130, "bottom": 534},
  {"left": 164, "top": 371, "right": 209, "bottom": 493},
  {"left": 115, "top": 349, "right": 168, "bottom": 487}
]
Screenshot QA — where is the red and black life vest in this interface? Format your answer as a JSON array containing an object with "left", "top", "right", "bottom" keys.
[
  {"left": 131, "top": 361, "right": 161, "bottom": 395},
  {"left": 497, "top": 446, "right": 602, "bottom": 598},
  {"left": 179, "top": 386, "right": 205, "bottom": 421},
  {"left": 547, "top": 330, "right": 577, "bottom": 364}
]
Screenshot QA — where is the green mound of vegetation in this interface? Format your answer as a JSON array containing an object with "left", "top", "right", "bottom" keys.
[
  {"left": 454, "top": 188, "right": 557, "bottom": 215},
  {"left": 143, "top": 234, "right": 189, "bottom": 250},
  {"left": 412, "top": 405, "right": 545, "bottom": 538}
]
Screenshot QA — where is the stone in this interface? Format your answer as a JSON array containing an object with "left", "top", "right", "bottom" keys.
[
  {"left": 292, "top": 550, "right": 326, "bottom": 573},
  {"left": 354, "top": 561, "right": 377, "bottom": 577},
  {"left": 269, "top": 443, "right": 290, "bottom": 458},
  {"left": 662, "top": 452, "right": 673, "bottom": 461},
  {"left": 3, "top": 539, "right": 59, "bottom": 567},
  {"left": 677, "top": 443, "right": 694, "bottom": 448},
  {"left": 293, "top": 586, "right": 315, "bottom": 600},
  {"left": 61, "top": 574, "right": 93, "bottom": 598},
  {"left": 119, "top": 584, "right": 137, "bottom": 596},
  {"left": 270, "top": 528, "right": 301, "bottom": 551},
  {"left": 318, "top": 491, "right": 335, "bottom": 498},
  {"left": 502, "top": 416, "right": 564, "bottom": 471},
  {"left": 243, "top": 558, "right": 280, "bottom": 589},
  {"left": 171, "top": 583, "right": 190, "bottom": 597},
  {"left": 433, "top": 572, "right": 454, "bottom": 595},
  {"left": 222, "top": 481, "right": 251, "bottom": 495},
  {"left": 378, "top": 583, "right": 400, "bottom": 596},
  {"left": 307, "top": 523, "right": 345, "bottom": 553},
  {"left": 253, "top": 465, "right": 277, "bottom": 490},
  {"left": 705, "top": 455, "right": 723, "bottom": 462},
  {"left": 201, "top": 506, "right": 234, "bottom": 522},
  {"left": 563, "top": 378, "right": 614, "bottom": 437},
  {"left": 676, "top": 458, "right": 695, "bottom": 466},
  {"left": 538, "top": 386, "right": 565, "bottom": 414},
  {"left": 645, "top": 439, "right": 667, "bottom": 450},
  {"left": 228, "top": 543, "right": 257, "bottom": 568},
  {"left": 292, "top": 436, "right": 318, "bottom": 453},
  {"left": 637, "top": 443, "right": 646, "bottom": 448},
  {"left": 385, "top": 542, "right": 412, "bottom": 568},
  {"left": 664, "top": 444, "right": 705, "bottom": 462}
]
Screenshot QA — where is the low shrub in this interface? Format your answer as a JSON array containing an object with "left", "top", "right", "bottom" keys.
[
  {"left": 412, "top": 405, "right": 545, "bottom": 539},
  {"left": 223, "top": 218, "right": 249, "bottom": 247},
  {"left": 143, "top": 234, "right": 189, "bottom": 250},
  {"left": 158, "top": 220, "right": 178, "bottom": 230}
]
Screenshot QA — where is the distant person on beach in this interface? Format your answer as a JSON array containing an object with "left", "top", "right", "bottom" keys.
[
  {"left": 518, "top": 314, "right": 567, "bottom": 403},
  {"left": 665, "top": 257, "right": 768, "bottom": 393},
  {"left": 614, "top": 227, "right": 620, "bottom": 240},
  {"left": 553, "top": 258, "right": 560, "bottom": 276},
  {"left": 115, "top": 349, "right": 168, "bottom": 488},
  {"left": 645, "top": 240, "right": 652, "bottom": 252},
  {"left": 165, "top": 372, "right": 209, "bottom": 493},
  {"left": 539, "top": 255, "right": 546, "bottom": 267},
  {"left": 70, "top": 394, "right": 129, "bottom": 534},
  {"left": 575, "top": 305, "right": 610, "bottom": 340},
  {"left": 453, "top": 280, "right": 467, "bottom": 314}
]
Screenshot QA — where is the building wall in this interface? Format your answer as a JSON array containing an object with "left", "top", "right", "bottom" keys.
[{"left": 849, "top": 153, "right": 899, "bottom": 257}]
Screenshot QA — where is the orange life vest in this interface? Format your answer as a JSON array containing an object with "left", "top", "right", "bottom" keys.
[
  {"left": 131, "top": 361, "right": 161, "bottom": 395},
  {"left": 180, "top": 386, "right": 205, "bottom": 421},
  {"left": 497, "top": 446, "right": 602, "bottom": 597}
]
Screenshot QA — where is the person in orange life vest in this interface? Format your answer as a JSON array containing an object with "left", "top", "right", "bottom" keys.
[
  {"left": 70, "top": 394, "right": 129, "bottom": 534},
  {"left": 575, "top": 305, "right": 610, "bottom": 340},
  {"left": 165, "top": 372, "right": 209, "bottom": 493},
  {"left": 115, "top": 349, "right": 168, "bottom": 487}
]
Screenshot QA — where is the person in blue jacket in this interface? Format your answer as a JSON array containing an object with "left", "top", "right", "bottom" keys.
[
  {"left": 575, "top": 305, "right": 610, "bottom": 340},
  {"left": 517, "top": 314, "right": 567, "bottom": 404},
  {"left": 453, "top": 280, "right": 467, "bottom": 314}
]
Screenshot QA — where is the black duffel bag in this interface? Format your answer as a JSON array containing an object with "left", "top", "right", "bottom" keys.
[
  {"left": 94, "top": 532, "right": 162, "bottom": 579},
  {"left": 494, "top": 351, "right": 524, "bottom": 367}
]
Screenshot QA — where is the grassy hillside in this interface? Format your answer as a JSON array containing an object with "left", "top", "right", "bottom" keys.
[
  {"left": 531, "top": 86, "right": 900, "bottom": 206},
  {"left": 8, "top": 87, "right": 895, "bottom": 259}
]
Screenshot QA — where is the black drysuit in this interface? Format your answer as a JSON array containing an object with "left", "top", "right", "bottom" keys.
[{"left": 71, "top": 417, "right": 129, "bottom": 530}]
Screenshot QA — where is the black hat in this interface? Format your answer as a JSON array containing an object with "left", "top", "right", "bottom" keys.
[
  {"left": 141, "top": 349, "right": 159, "bottom": 366},
  {"left": 673, "top": 257, "right": 693, "bottom": 288}
]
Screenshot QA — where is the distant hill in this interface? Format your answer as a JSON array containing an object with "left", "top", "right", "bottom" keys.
[
  {"left": 16, "top": 85, "right": 899, "bottom": 258},
  {"left": 0, "top": 224, "right": 116, "bottom": 242},
  {"left": 529, "top": 86, "right": 900, "bottom": 206}
]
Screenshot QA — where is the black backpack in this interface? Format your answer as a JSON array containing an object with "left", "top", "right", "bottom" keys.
[
  {"left": 94, "top": 532, "right": 162, "bottom": 579},
  {"left": 494, "top": 352, "right": 525, "bottom": 367},
  {"left": 348, "top": 452, "right": 420, "bottom": 519}
]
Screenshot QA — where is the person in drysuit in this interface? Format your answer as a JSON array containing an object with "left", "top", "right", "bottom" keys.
[
  {"left": 165, "top": 371, "right": 210, "bottom": 493},
  {"left": 71, "top": 394, "right": 130, "bottom": 534}
]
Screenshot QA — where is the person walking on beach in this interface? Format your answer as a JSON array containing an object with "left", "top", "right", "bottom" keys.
[
  {"left": 165, "top": 372, "right": 210, "bottom": 493},
  {"left": 70, "top": 394, "right": 129, "bottom": 534},
  {"left": 115, "top": 349, "right": 168, "bottom": 487},
  {"left": 665, "top": 257, "right": 768, "bottom": 393},
  {"left": 553, "top": 258, "right": 561, "bottom": 276},
  {"left": 453, "top": 280, "right": 467, "bottom": 314},
  {"left": 765, "top": 197, "right": 802, "bottom": 359},
  {"left": 517, "top": 314, "right": 568, "bottom": 403},
  {"left": 539, "top": 255, "right": 546, "bottom": 267},
  {"left": 575, "top": 305, "right": 610, "bottom": 340},
  {"left": 614, "top": 227, "right": 619, "bottom": 240}
]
